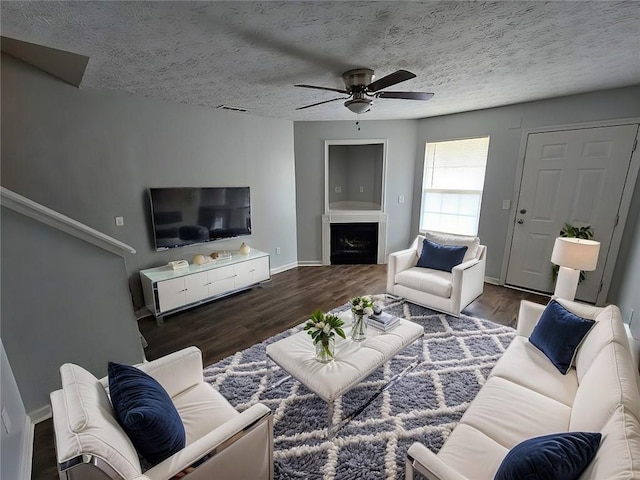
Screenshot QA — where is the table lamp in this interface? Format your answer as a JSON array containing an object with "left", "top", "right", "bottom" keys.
[{"left": 551, "top": 237, "right": 600, "bottom": 301}]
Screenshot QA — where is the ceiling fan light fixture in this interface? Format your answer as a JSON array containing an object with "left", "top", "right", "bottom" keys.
[{"left": 344, "top": 98, "right": 371, "bottom": 114}]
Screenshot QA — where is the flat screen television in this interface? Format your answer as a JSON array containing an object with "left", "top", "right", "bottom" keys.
[{"left": 149, "top": 187, "right": 251, "bottom": 250}]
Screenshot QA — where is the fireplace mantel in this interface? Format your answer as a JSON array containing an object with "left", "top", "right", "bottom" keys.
[{"left": 322, "top": 213, "right": 387, "bottom": 265}]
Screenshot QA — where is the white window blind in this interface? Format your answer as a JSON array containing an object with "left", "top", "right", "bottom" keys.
[{"left": 420, "top": 137, "right": 489, "bottom": 236}]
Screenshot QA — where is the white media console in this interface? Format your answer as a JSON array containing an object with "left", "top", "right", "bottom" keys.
[{"left": 140, "top": 249, "right": 270, "bottom": 324}]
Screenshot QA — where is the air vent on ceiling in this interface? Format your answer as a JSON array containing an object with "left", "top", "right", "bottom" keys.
[{"left": 216, "top": 105, "right": 248, "bottom": 112}]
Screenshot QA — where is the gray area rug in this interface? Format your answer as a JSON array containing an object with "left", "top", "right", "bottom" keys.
[{"left": 203, "top": 295, "right": 516, "bottom": 480}]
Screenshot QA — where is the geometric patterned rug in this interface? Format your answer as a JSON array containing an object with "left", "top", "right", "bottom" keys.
[{"left": 203, "top": 294, "right": 516, "bottom": 480}]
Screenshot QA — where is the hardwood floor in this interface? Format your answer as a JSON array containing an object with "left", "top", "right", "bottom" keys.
[{"left": 31, "top": 265, "right": 548, "bottom": 479}]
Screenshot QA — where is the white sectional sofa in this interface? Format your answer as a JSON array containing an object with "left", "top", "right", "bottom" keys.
[{"left": 406, "top": 299, "right": 640, "bottom": 479}]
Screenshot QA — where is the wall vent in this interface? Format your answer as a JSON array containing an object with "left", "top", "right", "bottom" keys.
[{"left": 216, "top": 105, "right": 248, "bottom": 112}]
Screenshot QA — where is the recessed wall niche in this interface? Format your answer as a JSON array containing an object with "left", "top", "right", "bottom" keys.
[{"left": 325, "top": 140, "right": 387, "bottom": 213}]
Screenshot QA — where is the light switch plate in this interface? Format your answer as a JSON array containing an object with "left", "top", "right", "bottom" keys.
[
  {"left": 115, "top": 216, "right": 124, "bottom": 226},
  {"left": 398, "top": 195, "right": 405, "bottom": 204},
  {"left": 502, "top": 200, "right": 511, "bottom": 210}
]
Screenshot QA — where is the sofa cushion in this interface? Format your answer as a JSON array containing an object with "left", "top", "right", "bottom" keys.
[
  {"left": 108, "top": 362, "right": 186, "bottom": 465},
  {"left": 529, "top": 300, "right": 595, "bottom": 374},
  {"left": 459, "top": 376, "right": 572, "bottom": 449},
  {"left": 422, "top": 231, "right": 480, "bottom": 263},
  {"left": 437, "top": 423, "right": 508, "bottom": 479},
  {"left": 570, "top": 342, "right": 640, "bottom": 432},
  {"left": 578, "top": 405, "right": 640, "bottom": 479},
  {"left": 489, "top": 336, "right": 578, "bottom": 407},
  {"left": 395, "top": 267, "right": 452, "bottom": 298},
  {"left": 416, "top": 238, "right": 468, "bottom": 272},
  {"left": 494, "top": 431, "right": 601, "bottom": 480},
  {"left": 57, "top": 363, "right": 142, "bottom": 478},
  {"left": 172, "top": 382, "right": 239, "bottom": 445}
]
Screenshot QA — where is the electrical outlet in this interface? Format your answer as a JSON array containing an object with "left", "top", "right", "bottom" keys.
[
  {"left": 115, "top": 216, "right": 124, "bottom": 226},
  {"left": 334, "top": 186, "right": 342, "bottom": 193},
  {"left": 275, "top": 247, "right": 281, "bottom": 255}
]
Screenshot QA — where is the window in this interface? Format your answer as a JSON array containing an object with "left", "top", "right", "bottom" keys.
[{"left": 419, "top": 137, "right": 489, "bottom": 236}]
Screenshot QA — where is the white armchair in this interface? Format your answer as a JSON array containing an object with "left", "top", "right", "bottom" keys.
[
  {"left": 387, "top": 232, "right": 486, "bottom": 317},
  {"left": 50, "top": 346, "right": 273, "bottom": 480}
]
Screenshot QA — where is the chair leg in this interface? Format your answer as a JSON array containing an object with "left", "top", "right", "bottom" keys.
[{"left": 405, "top": 457, "right": 415, "bottom": 480}]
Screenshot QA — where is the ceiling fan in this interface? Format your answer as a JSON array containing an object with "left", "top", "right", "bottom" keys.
[{"left": 295, "top": 68, "right": 434, "bottom": 114}]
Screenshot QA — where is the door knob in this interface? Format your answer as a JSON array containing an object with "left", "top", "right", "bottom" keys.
[
  {"left": 517, "top": 219, "right": 524, "bottom": 224},
  {"left": 519, "top": 209, "right": 527, "bottom": 214}
]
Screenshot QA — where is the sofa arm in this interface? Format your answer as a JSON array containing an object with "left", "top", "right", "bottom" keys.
[
  {"left": 406, "top": 443, "right": 468, "bottom": 480},
  {"left": 516, "top": 300, "right": 547, "bottom": 338},
  {"left": 387, "top": 248, "right": 417, "bottom": 292},
  {"left": 139, "top": 403, "right": 273, "bottom": 480}
]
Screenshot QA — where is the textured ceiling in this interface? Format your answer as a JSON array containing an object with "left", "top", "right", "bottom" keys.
[{"left": 2, "top": 1, "right": 639, "bottom": 121}]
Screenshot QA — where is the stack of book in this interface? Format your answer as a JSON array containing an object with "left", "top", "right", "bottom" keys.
[{"left": 367, "top": 312, "right": 400, "bottom": 331}]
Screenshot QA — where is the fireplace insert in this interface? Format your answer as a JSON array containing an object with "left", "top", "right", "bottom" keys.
[{"left": 330, "top": 223, "right": 378, "bottom": 264}]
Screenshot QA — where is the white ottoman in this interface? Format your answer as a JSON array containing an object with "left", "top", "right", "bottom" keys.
[{"left": 266, "top": 310, "right": 424, "bottom": 436}]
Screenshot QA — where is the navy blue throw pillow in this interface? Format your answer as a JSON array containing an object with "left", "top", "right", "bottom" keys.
[
  {"left": 416, "top": 238, "right": 468, "bottom": 272},
  {"left": 494, "top": 431, "right": 602, "bottom": 480},
  {"left": 529, "top": 300, "right": 595, "bottom": 374},
  {"left": 108, "top": 362, "right": 185, "bottom": 465}
]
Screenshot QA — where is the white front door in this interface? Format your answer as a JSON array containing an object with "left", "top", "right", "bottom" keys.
[{"left": 506, "top": 124, "right": 638, "bottom": 302}]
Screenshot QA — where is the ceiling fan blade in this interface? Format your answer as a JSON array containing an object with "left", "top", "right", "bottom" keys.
[
  {"left": 366, "top": 70, "right": 416, "bottom": 92},
  {"left": 295, "top": 84, "right": 349, "bottom": 94},
  {"left": 375, "top": 91, "right": 434, "bottom": 101},
  {"left": 296, "top": 97, "right": 346, "bottom": 110}
]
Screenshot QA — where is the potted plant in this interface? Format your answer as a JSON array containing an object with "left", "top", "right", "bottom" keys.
[{"left": 304, "top": 310, "right": 346, "bottom": 363}]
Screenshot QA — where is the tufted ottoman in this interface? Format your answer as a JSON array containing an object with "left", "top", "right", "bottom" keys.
[{"left": 266, "top": 310, "right": 424, "bottom": 436}]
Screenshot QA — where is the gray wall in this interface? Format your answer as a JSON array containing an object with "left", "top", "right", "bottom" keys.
[
  {"left": 1, "top": 53, "right": 298, "bottom": 309},
  {"left": 1, "top": 339, "right": 29, "bottom": 480},
  {"left": 1, "top": 208, "right": 145, "bottom": 413},
  {"left": 415, "top": 86, "right": 640, "bottom": 281},
  {"left": 294, "top": 120, "right": 419, "bottom": 262},
  {"left": 328, "top": 144, "right": 384, "bottom": 206},
  {"left": 610, "top": 170, "right": 640, "bottom": 337}
]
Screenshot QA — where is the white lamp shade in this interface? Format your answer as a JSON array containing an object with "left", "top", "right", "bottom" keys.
[{"left": 551, "top": 237, "right": 600, "bottom": 271}]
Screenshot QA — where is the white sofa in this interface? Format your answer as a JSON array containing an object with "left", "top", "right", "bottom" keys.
[
  {"left": 50, "top": 346, "right": 273, "bottom": 480},
  {"left": 387, "top": 233, "right": 486, "bottom": 317},
  {"left": 406, "top": 299, "right": 640, "bottom": 480}
]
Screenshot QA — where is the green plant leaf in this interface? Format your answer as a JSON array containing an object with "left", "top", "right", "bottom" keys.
[{"left": 553, "top": 223, "right": 595, "bottom": 285}]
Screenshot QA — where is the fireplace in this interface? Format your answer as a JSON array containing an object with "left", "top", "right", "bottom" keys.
[{"left": 330, "top": 223, "right": 378, "bottom": 264}]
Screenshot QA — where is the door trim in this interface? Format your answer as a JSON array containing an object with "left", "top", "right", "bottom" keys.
[{"left": 500, "top": 117, "right": 640, "bottom": 305}]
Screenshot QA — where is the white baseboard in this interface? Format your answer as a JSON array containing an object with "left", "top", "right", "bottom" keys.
[
  {"left": 20, "top": 415, "right": 35, "bottom": 480},
  {"left": 29, "top": 405, "right": 52, "bottom": 424},
  {"left": 297, "top": 261, "right": 323, "bottom": 266},
  {"left": 484, "top": 276, "right": 501, "bottom": 285},
  {"left": 270, "top": 262, "right": 298, "bottom": 275}
]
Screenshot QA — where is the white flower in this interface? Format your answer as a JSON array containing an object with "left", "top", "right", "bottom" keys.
[
  {"left": 364, "top": 307, "right": 374, "bottom": 316},
  {"left": 362, "top": 296, "right": 371, "bottom": 303},
  {"left": 316, "top": 321, "right": 325, "bottom": 330},
  {"left": 323, "top": 325, "right": 331, "bottom": 334}
]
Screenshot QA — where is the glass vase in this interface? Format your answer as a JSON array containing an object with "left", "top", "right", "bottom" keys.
[
  {"left": 315, "top": 337, "right": 335, "bottom": 363},
  {"left": 352, "top": 313, "right": 367, "bottom": 342}
]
